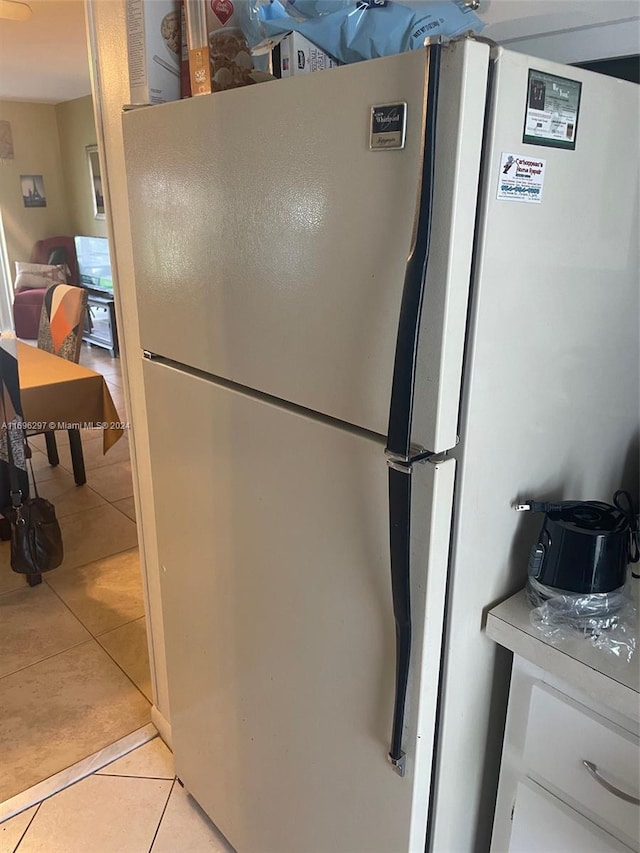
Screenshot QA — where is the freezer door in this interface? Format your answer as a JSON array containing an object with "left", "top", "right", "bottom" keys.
[
  {"left": 143, "top": 358, "right": 455, "bottom": 853},
  {"left": 124, "top": 41, "right": 489, "bottom": 451}
]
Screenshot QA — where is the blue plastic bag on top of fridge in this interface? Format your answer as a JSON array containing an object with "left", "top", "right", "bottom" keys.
[{"left": 250, "top": 0, "right": 484, "bottom": 65}]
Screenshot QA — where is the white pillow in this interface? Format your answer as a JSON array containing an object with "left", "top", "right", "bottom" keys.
[{"left": 14, "top": 261, "right": 69, "bottom": 292}]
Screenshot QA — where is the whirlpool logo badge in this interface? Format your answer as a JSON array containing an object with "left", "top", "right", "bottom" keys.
[{"left": 370, "top": 103, "right": 407, "bottom": 151}]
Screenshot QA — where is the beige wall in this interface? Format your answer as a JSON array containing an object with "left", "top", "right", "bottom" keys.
[
  {"left": 56, "top": 95, "right": 107, "bottom": 239},
  {"left": 0, "top": 100, "right": 71, "bottom": 281}
]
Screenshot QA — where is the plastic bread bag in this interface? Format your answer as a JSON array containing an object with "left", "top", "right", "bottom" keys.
[
  {"left": 247, "top": 0, "right": 484, "bottom": 65},
  {"left": 527, "top": 575, "right": 637, "bottom": 662}
]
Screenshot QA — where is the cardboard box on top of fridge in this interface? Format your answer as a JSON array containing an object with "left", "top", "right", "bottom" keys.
[
  {"left": 253, "top": 31, "right": 340, "bottom": 78},
  {"left": 205, "top": 0, "right": 257, "bottom": 92},
  {"left": 278, "top": 31, "right": 340, "bottom": 78},
  {"left": 126, "top": 0, "right": 181, "bottom": 105}
]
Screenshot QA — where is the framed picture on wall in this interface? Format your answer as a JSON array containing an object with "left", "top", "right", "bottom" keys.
[
  {"left": 86, "top": 145, "right": 105, "bottom": 219},
  {"left": 0, "top": 120, "right": 14, "bottom": 159},
  {"left": 21, "top": 174, "right": 46, "bottom": 207}
]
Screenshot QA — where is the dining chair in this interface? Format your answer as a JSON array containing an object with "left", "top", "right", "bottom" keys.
[{"left": 37, "top": 283, "right": 89, "bottom": 485}]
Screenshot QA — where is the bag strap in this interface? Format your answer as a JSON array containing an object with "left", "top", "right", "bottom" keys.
[
  {"left": 0, "top": 371, "right": 26, "bottom": 509},
  {"left": 26, "top": 447, "right": 38, "bottom": 499}
]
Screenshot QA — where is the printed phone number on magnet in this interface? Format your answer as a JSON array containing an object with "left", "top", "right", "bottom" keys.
[{"left": 2, "top": 421, "right": 130, "bottom": 431}]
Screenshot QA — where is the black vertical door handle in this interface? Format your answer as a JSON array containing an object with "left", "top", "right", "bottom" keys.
[
  {"left": 385, "top": 43, "right": 441, "bottom": 777},
  {"left": 388, "top": 464, "right": 412, "bottom": 777}
]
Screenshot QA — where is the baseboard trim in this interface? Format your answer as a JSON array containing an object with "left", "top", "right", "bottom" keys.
[
  {"left": 151, "top": 705, "right": 172, "bottom": 750},
  {"left": 0, "top": 723, "right": 157, "bottom": 825}
]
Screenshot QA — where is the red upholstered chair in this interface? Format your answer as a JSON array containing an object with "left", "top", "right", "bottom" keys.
[
  {"left": 13, "top": 237, "right": 79, "bottom": 339},
  {"left": 13, "top": 288, "right": 47, "bottom": 340},
  {"left": 31, "top": 237, "right": 79, "bottom": 284}
]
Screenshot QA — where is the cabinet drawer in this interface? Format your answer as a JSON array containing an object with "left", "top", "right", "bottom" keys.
[
  {"left": 510, "top": 780, "right": 633, "bottom": 852},
  {"left": 524, "top": 684, "right": 639, "bottom": 845}
]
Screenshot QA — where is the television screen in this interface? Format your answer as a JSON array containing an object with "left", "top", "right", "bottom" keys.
[{"left": 74, "top": 235, "right": 113, "bottom": 293}]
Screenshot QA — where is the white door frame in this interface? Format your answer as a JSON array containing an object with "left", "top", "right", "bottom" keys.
[{"left": 84, "top": 0, "right": 171, "bottom": 743}]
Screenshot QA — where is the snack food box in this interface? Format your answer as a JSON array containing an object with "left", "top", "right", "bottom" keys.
[
  {"left": 184, "top": 1, "right": 270, "bottom": 95},
  {"left": 208, "top": 25, "right": 255, "bottom": 92},
  {"left": 275, "top": 31, "right": 339, "bottom": 78},
  {"left": 206, "top": 1, "right": 256, "bottom": 92},
  {"left": 126, "top": 0, "right": 181, "bottom": 105}
]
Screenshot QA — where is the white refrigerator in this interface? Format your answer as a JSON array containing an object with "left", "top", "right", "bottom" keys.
[{"left": 122, "top": 39, "right": 639, "bottom": 852}]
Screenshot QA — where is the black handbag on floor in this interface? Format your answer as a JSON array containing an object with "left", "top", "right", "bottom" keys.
[
  {"left": 5, "top": 484, "right": 64, "bottom": 575},
  {"left": 1, "top": 381, "right": 63, "bottom": 576}
]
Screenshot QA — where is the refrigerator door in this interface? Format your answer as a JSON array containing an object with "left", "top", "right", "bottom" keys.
[
  {"left": 124, "top": 40, "right": 489, "bottom": 452},
  {"left": 143, "top": 357, "right": 456, "bottom": 853}
]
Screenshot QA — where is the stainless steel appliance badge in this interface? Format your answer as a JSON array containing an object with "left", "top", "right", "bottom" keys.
[{"left": 370, "top": 103, "right": 407, "bottom": 150}]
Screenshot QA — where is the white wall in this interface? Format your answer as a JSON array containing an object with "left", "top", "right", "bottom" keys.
[{"left": 479, "top": 0, "right": 640, "bottom": 63}]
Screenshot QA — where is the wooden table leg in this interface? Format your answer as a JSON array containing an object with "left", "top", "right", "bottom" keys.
[{"left": 68, "top": 429, "right": 86, "bottom": 485}]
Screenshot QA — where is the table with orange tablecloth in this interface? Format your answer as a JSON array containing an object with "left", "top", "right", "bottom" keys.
[{"left": 17, "top": 341, "right": 124, "bottom": 483}]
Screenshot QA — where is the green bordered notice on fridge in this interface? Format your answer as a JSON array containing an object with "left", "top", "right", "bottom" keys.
[{"left": 523, "top": 69, "right": 582, "bottom": 150}]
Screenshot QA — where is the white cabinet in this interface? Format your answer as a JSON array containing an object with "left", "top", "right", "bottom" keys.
[
  {"left": 490, "top": 656, "right": 640, "bottom": 852},
  {"left": 509, "top": 780, "right": 633, "bottom": 853},
  {"left": 524, "top": 685, "right": 640, "bottom": 841}
]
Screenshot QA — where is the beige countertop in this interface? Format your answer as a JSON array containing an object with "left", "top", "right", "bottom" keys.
[{"left": 486, "top": 585, "right": 639, "bottom": 722}]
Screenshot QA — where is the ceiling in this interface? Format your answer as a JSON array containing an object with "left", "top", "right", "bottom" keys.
[
  {"left": 0, "top": 0, "right": 90, "bottom": 104},
  {"left": 0, "top": 0, "right": 637, "bottom": 105}
]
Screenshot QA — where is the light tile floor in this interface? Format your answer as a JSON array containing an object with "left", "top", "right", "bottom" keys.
[
  {"left": 0, "top": 738, "right": 232, "bottom": 852},
  {"left": 0, "top": 343, "right": 151, "bottom": 802}
]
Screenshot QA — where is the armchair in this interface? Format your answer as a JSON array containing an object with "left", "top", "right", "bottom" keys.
[{"left": 13, "top": 237, "right": 79, "bottom": 339}]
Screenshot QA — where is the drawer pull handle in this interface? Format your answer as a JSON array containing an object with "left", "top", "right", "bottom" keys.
[{"left": 582, "top": 761, "right": 640, "bottom": 805}]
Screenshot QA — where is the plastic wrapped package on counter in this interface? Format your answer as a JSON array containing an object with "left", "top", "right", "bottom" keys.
[
  {"left": 527, "top": 575, "right": 638, "bottom": 662},
  {"left": 243, "top": 0, "right": 484, "bottom": 65}
]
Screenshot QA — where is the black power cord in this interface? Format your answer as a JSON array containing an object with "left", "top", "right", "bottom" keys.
[{"left": 613, "top": 490, "right": 640, "bottom": 576}]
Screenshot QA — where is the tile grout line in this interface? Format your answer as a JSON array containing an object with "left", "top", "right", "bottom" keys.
[
  {"left": 12, "top": 584, "right": 151, "bottom": 703},
  {"left": 12, "top": 801, "right": 41, "bottom": 852},
  {"left": 96, "top": 772, "right": 174, "bottom": 782},
  {"left": 147, "top": 779, "right": 176, "bottom": 853},
  {"left": 42, "top": 542, "right": 139, "bottom": 598},
  {"left": 0, "top": 609, "right": 145, "bottom": 693},
  {"left": 39, "top": 553, "right": 150, "bottom": 701},
  {"left": 42, "top": 577, "right": 101, "bottom": 636},
  {"left": 49, "top": 470, "right": 134, "bottom": 504},
  {"left": 0, "top": 637, "right": 93, "bottom": 682},
  {"left": 42, "top": 571, "right": 144, "bottom": 643},
  {"left": 95, "top": 613, "right": 147, "bottom": 640},
  {"left": 0, "top": 724, "right": 158, "bottom": 825},
  {"left": 106, "top": 500, "right": 136, "bottom": 521},
  {"left": 42, "top": 574, "right": 135, "bottom": 640},
  {"left": 45, "top": 501, "right": 135, "bottom": 523},
  {"left": 0, "top": 583, "right": 34, "bottom": 600},
  {"left": 94, "top": 639, "right": 153, "bottom": 705}
]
